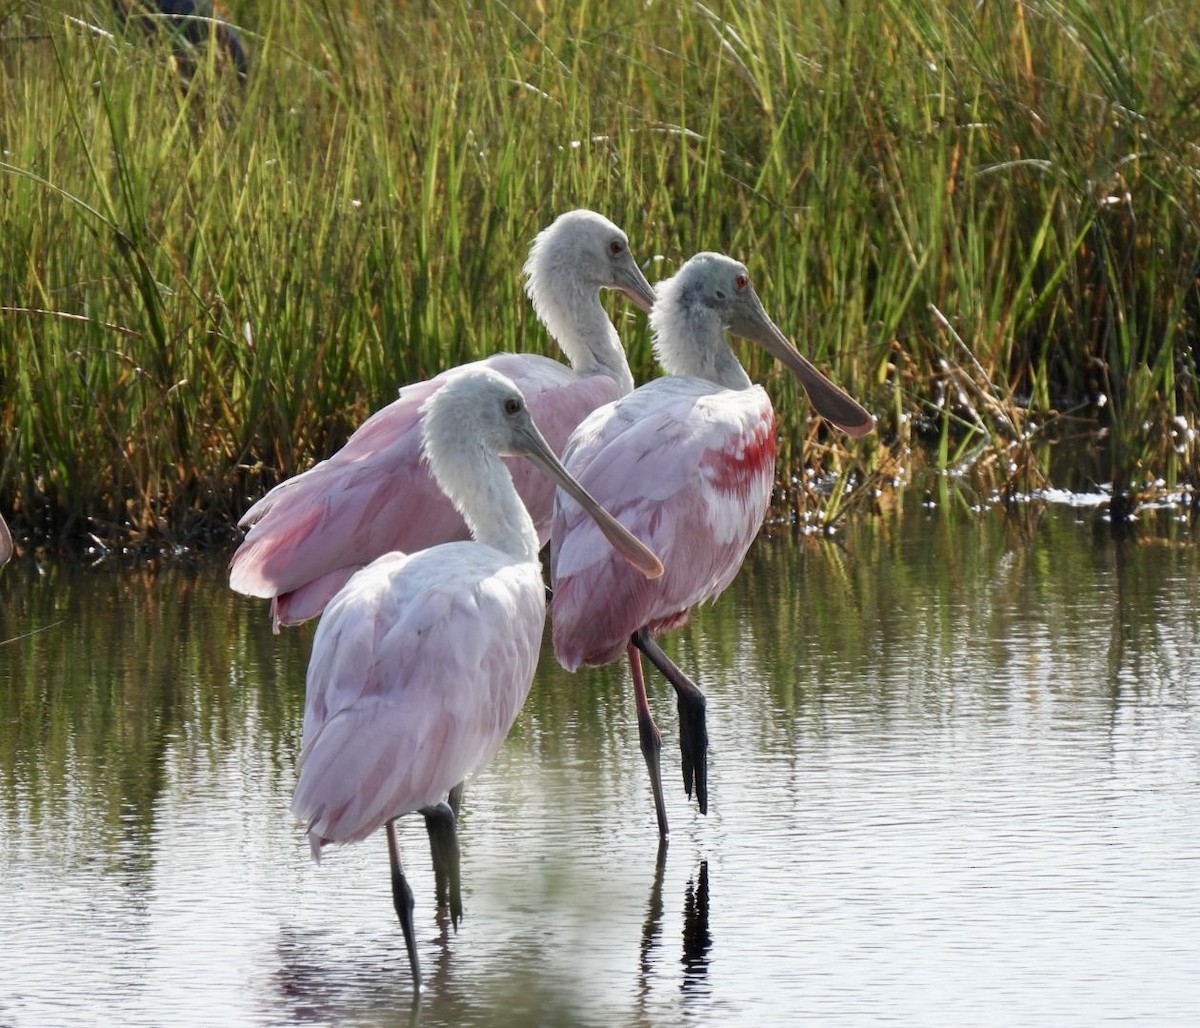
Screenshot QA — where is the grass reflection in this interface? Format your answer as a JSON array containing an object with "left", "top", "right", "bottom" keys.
[
  {"left": 0, "top": 558, "right": 308, "bottom": 872},
  {"left": 2, "top": 501, "right": 1198, "bottom": 878},
  {"left": 547, "top": 498, "right": 1200, "bottom": 771}
]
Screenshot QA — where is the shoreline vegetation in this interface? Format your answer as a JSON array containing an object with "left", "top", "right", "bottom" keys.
[{"left": 1, "top": 1, "right": 1198, "bottom": 554}]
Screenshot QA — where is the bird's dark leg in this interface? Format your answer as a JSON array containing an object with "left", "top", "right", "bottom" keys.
[
  {"left": 420, "top": 801, "right": 462, "bottom": 929},
  {"left": 627, "top": 642, "right": 670, "bottom": 839},
  {"left": 631, "top": 627, "right": 708, "bottom": 815},
  {"left": 386, "top": 819, "right": 421, "bottom": 990},
  {"left": 447, "top": 782, "right": 464, "bottom": 818}
]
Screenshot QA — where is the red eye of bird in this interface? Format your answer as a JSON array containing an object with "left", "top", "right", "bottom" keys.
[
  {"left": 609, "top": 240, "right": 624, "bottom": 255},
  {"left": 504, "top": 398, "right": 522, "bottom": 415},
  {"left": 735, "top": 274, "right": 748, "bottom": 291}
]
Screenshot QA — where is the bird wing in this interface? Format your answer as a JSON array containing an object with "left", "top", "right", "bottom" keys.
[
  {"left": 550, "top": 378, "right": 776, "bottom": 669},
  {"left": 291, "top": 545, "right": 545, "bottom": 853},
  {"left": 229, "top": 354, "right": 616, "bottom": 618}
]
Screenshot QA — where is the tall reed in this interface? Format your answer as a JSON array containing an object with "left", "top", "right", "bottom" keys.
[{"left": 1, "top": 1, "right": 1198, "bottom": 548}]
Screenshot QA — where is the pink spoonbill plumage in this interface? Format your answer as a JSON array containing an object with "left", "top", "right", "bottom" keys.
[
  {"left": 290, "top": 367, "right": 663, "bottom": 989},
  {"left": 229, "top": 209, "right": 656, "bottom": 630},
  {"left": 0, "top": 512, "right": 11, "bottom": 565},
  {"left": 549, "top": 252, "right": 873, "bottom": 838}
]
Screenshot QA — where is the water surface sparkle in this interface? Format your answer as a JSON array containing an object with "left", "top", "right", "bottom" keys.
[{"left": 2, "top": 506, "right": 1198, "bottom": 1025}]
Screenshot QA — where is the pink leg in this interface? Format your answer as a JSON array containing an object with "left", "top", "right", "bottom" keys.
[
  {"left": 387, "top": 820, "right": 421, "bottom": 990},
  {"left": 632, "top": 628, "right": 708, "bottom": 815},
  {"left": 628, "top": 642, "right": 670, "bottom": 839}
]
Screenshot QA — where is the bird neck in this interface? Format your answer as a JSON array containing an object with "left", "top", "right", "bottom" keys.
[
  {"left": 465, "top": 462, "right": 541, "bottom": 564},
  {"left": 528, "top": 272, "right": 636, "bottom": 396},
  {"left": 652, "top": 301, "right": 753, "bottom": 390},
  {"left": 427, "top": 438, "right": 541, "bottom": 565}
]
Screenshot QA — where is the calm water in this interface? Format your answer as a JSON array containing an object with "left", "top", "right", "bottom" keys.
[{"left": 1, "top": 502, "right": 1199, "bottom": 1027}]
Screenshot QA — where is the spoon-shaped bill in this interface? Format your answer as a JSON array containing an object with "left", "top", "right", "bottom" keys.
[
  {"left": 511, "top": 421, "right": 664, "bottom": 580},
  {"left": 0, "top": 513, "right": 11, "bottom": 566},
  {"left": 731, "top": 294, "right": 875, "bottom": 438}
]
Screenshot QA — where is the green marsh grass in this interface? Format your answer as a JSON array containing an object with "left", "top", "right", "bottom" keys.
[{"left": 2, "top": 0, "right": 1199, "bottom": 549}]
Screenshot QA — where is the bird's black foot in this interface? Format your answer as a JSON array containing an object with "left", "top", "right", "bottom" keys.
[
  {"left": 676, "top": 688, "right": 708, "bottom": 815},
  {"left": 633, "top": 628, "right": 710, "bottom": 816},
  {"left": 421, "top": 801, "right": 463, "bottom": 929}
]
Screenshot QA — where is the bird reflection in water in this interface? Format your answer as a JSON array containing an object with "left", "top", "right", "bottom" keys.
[
  {"left": 637, "top": 842, "right": 669, "bottom": 999},
  {"left": 681, "top": 860, "right": 711, "bottom": 992},
  {"left": 270, "top": 918, "right": 453, "bottom": 1026},
  {"left": 638, "top": 844, "right": 712, "bottom": 1006}
]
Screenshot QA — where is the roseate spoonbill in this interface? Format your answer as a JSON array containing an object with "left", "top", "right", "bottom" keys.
[
  {"left": 291, "top": 367, "right": 663, "bottom": 989},
  {"left": 230, "top": 210, "right": 655, "bottom": 631},
  {"left": 550, "top": 252, "right": 873, "bottom": 837}
]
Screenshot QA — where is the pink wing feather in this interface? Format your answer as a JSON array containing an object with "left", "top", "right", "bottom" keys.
[
  {"left": 292, "top": 544, "right": 545, "bottom": 859},
  {"left": 230, "top": 353, "right": 619, "bottom": 628},
  {"left": 550, "top": 377, "right": 776, "bottom": 670}
]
